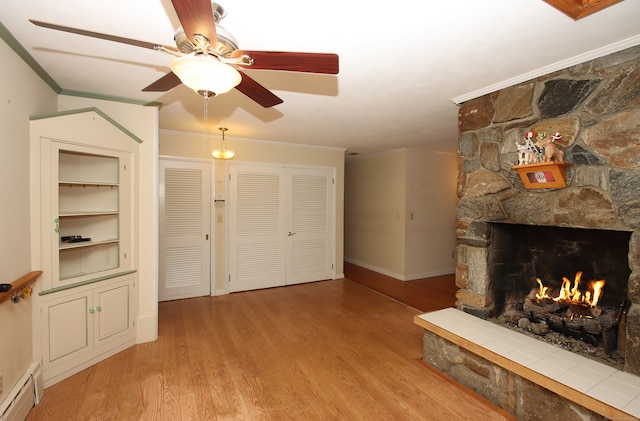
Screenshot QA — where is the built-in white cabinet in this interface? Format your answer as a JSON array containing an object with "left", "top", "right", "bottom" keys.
[
  {"left": 40, "top": 276, "right": 135, "bottom": 385},
  {"left": 30, "top": 109, "right": 141, "bottom": 387}
]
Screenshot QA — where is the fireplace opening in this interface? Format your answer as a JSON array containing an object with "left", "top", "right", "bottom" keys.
[{"left": 487, "top": 223, "right": 631, "bottom": 367}]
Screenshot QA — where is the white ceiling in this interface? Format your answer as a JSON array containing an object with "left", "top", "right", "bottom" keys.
[{"left": 1, "top": 0, "right": 640, "bottom": 155}]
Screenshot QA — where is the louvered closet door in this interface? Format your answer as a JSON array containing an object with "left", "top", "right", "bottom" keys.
[
  {"left": 159, "top": 158, "right": 211, "bottom": 301},
  {"left": 285, "top": 168, "right": 334, "bottom": 285},
  {"left": 229, "top": 165, "right": 286, "bottom": 292},
  {"left": 229, "top": 164, "right": 334, "bottom": 292}
]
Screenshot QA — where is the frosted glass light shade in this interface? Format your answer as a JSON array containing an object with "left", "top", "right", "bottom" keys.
[
  {"left": 212, "top": 148, "right": 235, "bottom": 160},
  {"left": 170, "top": 55, "right": 242, "bottom": 96}
]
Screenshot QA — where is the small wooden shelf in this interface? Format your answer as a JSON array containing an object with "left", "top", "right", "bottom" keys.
[
  {"left": 512, "top": 161, "right": 571, "bottom": 189},
  {"left": 0, "top": 271, "right": 42, "bottom": 305}
]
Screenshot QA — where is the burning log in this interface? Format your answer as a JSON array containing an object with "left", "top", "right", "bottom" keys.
[
  {"left": 524, "top": 290, "right": 617, "bottom": 335},
  {"left": 522, "top": 273, "right": 621, "bottom": 354}
]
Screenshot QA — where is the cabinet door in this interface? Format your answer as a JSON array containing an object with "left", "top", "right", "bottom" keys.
[
  {"left": 43, "top": 290, "right": 92, "bottom": 365},
  {"left": 94, "top": 281, "right": 131, "bottom": 345}
]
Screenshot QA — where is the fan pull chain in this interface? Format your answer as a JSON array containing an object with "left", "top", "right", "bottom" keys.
[{"left": 203, "top": 92, "right": 211, "bottom": 150}]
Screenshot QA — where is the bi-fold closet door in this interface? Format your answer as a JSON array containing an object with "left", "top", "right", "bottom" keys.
[{"left": 228, "top": 164, "right": 335, "bottom": 292}]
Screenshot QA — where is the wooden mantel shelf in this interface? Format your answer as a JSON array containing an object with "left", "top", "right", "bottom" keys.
[
  {"left": 544, "top": 0, "right": 625, "bottom": 20},
  {"left": 0, "top": 271, "right": 42, "bottom": 305}
]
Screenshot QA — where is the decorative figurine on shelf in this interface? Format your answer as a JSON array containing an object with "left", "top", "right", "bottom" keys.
[
  {"left": 515, "top": 131, "right": 564, "bottom": 165},
  {"left": 516, "top": 131, "right": 543, "bottom": 165},
  {"left": 538, "top": 132, "right": 565, "bottom": 163}
]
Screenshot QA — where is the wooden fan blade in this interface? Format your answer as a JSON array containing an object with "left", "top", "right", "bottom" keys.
[
  {"left": 142, "top": 72, "right": 182, "bottom": 92},
  {"left": 171, "top": 0, "right": 217, "bottom": 48},
  {"left": 29, "top": 20, "right": 179, "bottom": 53},
  {"left": 231, "top": 51, "right": 339, "bottom": 74},
  {"left": 235, "top": 71, "right": 283, "bottom": 108}
]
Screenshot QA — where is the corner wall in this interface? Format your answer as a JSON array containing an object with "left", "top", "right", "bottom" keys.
[
  {"left": 0, "top": 38, "right": 57, "bottom": 402},
  {"left": 345, "top": 148, "right": 457, "bottom": 280}
]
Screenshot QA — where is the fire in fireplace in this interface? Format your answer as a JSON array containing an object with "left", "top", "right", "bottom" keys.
[{"left": 522, "top": 271, "right": 624, "bottom": 354}]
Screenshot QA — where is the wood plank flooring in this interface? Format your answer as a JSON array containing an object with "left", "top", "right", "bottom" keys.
[
  {"left": 344, "top": 262, "right": 457, "bottom": 312},
  {"left": 27, "top": 270, "right": 515, "bottom": 421}
]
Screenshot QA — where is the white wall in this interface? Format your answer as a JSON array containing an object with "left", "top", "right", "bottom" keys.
[
  {"left": 0, "top": 39, "right": 57, "bottom": 402},
  {"left": 404, "top": 150, "right": 458, "bottom": 279},
  {"left": 344, "top": 150, "right": 407, "bottom": 276},
  {"left": 159, "top": 130, "right": 345, "bottom": 292},
  {"left": 344, "top": 148, "right": 458, "bottom": 280}
]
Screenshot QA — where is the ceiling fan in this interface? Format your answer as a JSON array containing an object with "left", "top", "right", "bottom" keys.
[{"left": 30, "top": 0, "right": 339, "bottom": 108}]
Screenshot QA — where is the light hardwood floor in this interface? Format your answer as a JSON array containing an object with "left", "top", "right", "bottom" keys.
[{"left": 27, "top": 276, "right": 516, "bottom": 420}]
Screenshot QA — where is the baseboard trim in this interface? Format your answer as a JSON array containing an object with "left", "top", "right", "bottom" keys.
[{"left": 344, "top": 258, "right": 454, "bottom": 281}]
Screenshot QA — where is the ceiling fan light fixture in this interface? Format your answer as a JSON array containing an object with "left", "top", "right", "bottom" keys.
[{"left": 170, "top": 55, "right": 241, "bottom": 96}]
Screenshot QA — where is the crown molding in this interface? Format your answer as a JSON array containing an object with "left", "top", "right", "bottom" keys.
[
  {"left": 452, "top": 35, "right": 640, "bottom": 105},
  {"left": 0, "top": 21, "right": 61, "bottom": 93}
]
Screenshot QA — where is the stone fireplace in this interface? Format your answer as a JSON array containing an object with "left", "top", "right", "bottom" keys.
[
  {"left": 416, "top": 45, "right": 640, "bottom": 420},
  {"left": 455, "top": 44, "right": 640, "bottom": 376}
]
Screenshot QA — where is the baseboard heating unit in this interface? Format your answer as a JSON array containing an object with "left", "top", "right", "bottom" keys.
[{"left": 0, "top": 362, "right": 43, "bottom": 421}]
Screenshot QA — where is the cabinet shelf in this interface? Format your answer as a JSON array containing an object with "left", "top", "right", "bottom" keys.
[
  {"left": 59, "top": 182, "right": 118, "bottom": 188},
  {"left": 59, "top": 211, "right": 120, "bottom": 217},
  {"left": 59, "top": 239, "right": 119, "bottom": 250}
]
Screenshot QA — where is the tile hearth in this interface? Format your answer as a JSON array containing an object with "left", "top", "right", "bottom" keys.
[{"left": 415, "top": 308, "right": 640, "bottom": 419}]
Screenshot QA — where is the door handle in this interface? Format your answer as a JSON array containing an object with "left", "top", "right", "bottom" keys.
[{"left": 287, "top": 231, "right": 296, "bottom": 236}]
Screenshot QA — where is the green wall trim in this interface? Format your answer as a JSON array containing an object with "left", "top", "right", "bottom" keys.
[
  {"left": 30, "top": 107, "right": 144, "bottom": 144},
  {"left": 60, "top": 89, "right": 163, "bottom": 108},
  {"left": 0, "top": 22, "right": 163, "bottom": 108},
  {"left": 0, "top": 21, "right": 61, "bottom": 93}
]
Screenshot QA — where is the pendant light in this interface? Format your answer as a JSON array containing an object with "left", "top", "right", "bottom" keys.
[
  {"left": 212, "top": 127, "right": 235, "bottom": 160},
  {"left": 202, "top": 93, "right": 235, "bottom": 160}
]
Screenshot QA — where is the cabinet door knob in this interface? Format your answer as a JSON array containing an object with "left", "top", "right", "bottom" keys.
[
  {"left": 96, "top": 305, "right": 102, "bottom": 312},
  {"left": 54, "top": 218, "right": 60, "bottom": 233},
  {"left": 88, "top": 307, "right": 95, "bottom": 313}
]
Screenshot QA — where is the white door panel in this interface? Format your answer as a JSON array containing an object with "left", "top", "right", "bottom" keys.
[
  {"left": 159, "top": 159, "right": 211, "bottom": 301},
  {"left": 229, "top": 167, "right": 285, "bottom": 292},
  {"left": 286, "top": 169, "right": 333, "bottom": 284}
]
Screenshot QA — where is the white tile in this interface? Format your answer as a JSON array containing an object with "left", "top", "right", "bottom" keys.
[
  {"left": 504, "top": 349, "right": 540, "bottom": 366},
  {"left": 622, "top": 398, "right": 640, "bottom": 419},
  {"left": 551, "top": 348, "right": 588, "bottom": 366},
  {"left": 555, "top": 368, "right": 604, "bottom": 393},
  {"left": 534, "top": 351, "right": 583, "bottom": 380},
  {"left": 462, "top": 331, "right": 495, "bottom": 345},
  {"left": 587, "top": 371, "right": 640, "bottom": 409},
  {"left": 484, "top": 340, "right": 519, "bottom": 355},
  {"left": 578, "top": 359, "right": 618, "bottom": 378},
  {"left": 588, "top": 381, "right": 636, "bottom": 409},
  {"left": 608, "top": 370, "right": 640, "bottom": 390}
]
